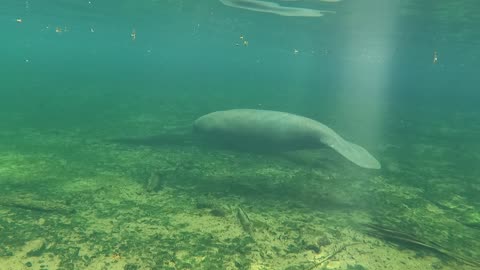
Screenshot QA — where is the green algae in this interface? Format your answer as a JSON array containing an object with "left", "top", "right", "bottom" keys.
[{"left": 0, "top": 116, "right": 479, "bottom": 270}]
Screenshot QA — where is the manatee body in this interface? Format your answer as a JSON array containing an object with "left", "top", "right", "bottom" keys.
[{"left": 193, "top": 109, "right": 381, "bottom": 169}]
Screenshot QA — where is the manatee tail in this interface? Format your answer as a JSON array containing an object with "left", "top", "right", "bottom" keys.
[{"left": 330, "top": 138, "right": 381, "bottom": 169}]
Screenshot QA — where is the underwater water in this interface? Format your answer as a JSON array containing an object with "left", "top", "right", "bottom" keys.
[{"left": 1, "top": 0, "right": 480, "bottom": 269}]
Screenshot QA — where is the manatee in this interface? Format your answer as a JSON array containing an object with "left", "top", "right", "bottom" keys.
[{"left": 193, "top": 109, "right": 381, "bottom": 169}]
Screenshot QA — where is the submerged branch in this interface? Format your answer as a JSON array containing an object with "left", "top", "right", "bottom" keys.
[
  {"left": 0, "top": 197, "right": 74, "bottom": 214},
  {"left": 362, "top": 223, "right": 480, "bottom": 267}
]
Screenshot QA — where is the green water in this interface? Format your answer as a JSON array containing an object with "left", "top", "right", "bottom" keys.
[{"left": 1, "top": 0, "right": 479, "bottom": 269}]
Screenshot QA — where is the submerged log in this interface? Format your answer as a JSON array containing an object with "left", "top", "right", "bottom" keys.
[
  {"left": 0, "top": 197, "right": 74, "bottom": 214},
  {"left": 236, "top": 207, "right": 253, "bottom": 234}
]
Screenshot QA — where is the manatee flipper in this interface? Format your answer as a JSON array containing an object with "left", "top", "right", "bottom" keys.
[{"left": 328, "top": 137, "right": 381, "bottom": 169}]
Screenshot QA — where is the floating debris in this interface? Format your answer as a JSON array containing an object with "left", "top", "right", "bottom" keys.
[{"left": 131, "top": 28, "right": 136, "bottom": 41}]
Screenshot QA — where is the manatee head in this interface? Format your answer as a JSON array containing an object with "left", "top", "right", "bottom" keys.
[{"left": 193, "top": 112, "right": 222, "bottom": 134}]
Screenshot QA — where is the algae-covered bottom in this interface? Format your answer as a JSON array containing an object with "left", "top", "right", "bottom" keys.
[{"left": 0, "top": 116, "right": 479, "bottom": 270}]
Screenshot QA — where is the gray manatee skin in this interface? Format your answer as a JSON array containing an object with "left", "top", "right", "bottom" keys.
[{"left": 193, "top": 109, "right": 381, "bottom": 169}]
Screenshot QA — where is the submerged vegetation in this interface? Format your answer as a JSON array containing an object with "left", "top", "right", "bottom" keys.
[
  {"left": 1, "top": 0, "right": 479, "bottom": 268},
  {"left": 0, "top": 113, "right": 479, "bottom": 269}
]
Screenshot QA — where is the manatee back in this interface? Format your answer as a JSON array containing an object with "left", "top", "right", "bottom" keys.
[{"left": 194, "top": 109, "right": 323, "bottom": 151}]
